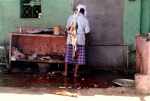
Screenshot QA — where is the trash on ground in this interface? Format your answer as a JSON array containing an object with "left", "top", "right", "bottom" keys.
[{"left": 59, "top": 86, "right": 66, "bottom": 89}]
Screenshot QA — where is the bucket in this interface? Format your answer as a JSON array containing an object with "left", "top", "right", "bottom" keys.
[{"left": 54, "top": 25, "right": 61, "bottom": 35}]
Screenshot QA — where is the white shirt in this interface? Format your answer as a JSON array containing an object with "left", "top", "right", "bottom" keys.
[{"left": 66, "top": 13, "right": 90, "bottom": 45}]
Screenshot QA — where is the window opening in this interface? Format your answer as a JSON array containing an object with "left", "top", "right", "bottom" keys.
[{"left": 21, "top": 0, "right": 41, "bottom": 18}]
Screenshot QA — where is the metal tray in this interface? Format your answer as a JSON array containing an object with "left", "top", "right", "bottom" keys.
[{"left": 112, "top": 79, "right": 134, "bottom": 87}]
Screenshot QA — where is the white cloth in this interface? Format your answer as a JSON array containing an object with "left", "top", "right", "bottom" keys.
[{"left": 66, "top": 13, "right": 90, "bottom": 45}]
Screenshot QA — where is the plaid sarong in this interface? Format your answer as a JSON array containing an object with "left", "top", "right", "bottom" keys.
[{"left": 65, "top": 44, "right": 86, "bottom": 65}]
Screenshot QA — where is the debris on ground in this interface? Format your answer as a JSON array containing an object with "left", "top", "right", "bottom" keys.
[{"left": 50, "top": 90, "right": 79, "bottom": 98}]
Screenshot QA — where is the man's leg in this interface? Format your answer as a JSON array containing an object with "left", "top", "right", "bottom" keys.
[
  {"left": 74, "top": 64, "right": 79, "bottom": 77},
  {"left": 63, "top": 62, "right": 68, "bottom": 76}
]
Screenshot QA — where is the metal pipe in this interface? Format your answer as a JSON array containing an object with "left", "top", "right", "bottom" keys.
[
  {"left": 89, "top": 44, "right": 128, "bottom": 46},
  {"left": 126, "top": 45, "right": 129, "bottom": 69},
  {"left": 88, "top": 44, "right": 129, "bottom": 69}
]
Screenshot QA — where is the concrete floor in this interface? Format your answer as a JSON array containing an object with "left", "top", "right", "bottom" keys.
[
  {"left": 0, "top": 66, "right": 134, "bottom": 89},
  {"left": 0, "top": 87, "right": 148, "bottom": 101}
]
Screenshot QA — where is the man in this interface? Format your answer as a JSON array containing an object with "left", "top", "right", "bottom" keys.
[{"left": 63, "top": 4, "right": 90, "bottom": 77}]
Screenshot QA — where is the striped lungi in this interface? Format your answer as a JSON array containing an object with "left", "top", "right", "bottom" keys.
[{"left": 65, "top": 44, "right": 86, "bottom": 65}]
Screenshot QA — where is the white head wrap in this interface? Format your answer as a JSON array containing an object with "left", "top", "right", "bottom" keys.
[
  {"left": 76, "top": 4, "right": 87, "bottom": 16},
  {"left": 73, "top": 4, "right": 87, "bottom": 22}
]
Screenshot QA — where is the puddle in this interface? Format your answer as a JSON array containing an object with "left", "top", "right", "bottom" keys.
[{"left": 0, "top": 67, "right": 134, "bottom": 89}]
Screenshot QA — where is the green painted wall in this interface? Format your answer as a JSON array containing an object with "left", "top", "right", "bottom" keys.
[
  {"left": 124, "top": 0, "right": 150, "bottom": 68},
  {"left": 0, "top": 0, "right": 73, "bottom": 43},
  {"left": 124, "top": 0, "right": 141, "bottom": 68},
  {"left": 124, "top": 0, "right": 141, "bottom": 45},
  {"left": 141, "top": 0, "right": 150, "bottom": 34}
]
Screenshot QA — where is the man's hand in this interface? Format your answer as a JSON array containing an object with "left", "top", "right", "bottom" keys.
[{"left": 64, "top": 30, "right": 70, "bottom": 35}]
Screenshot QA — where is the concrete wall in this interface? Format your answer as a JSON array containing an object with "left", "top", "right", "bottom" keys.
[{"left": 75, "top": 0, "right": 125, "bottom": 69}]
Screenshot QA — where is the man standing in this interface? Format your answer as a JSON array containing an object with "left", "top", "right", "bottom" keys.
[{"left": 63, "top": 4, "right": 90, "bottom": 77}]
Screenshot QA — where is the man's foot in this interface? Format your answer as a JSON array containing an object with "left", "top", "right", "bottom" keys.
[
  {"left": 74, "top": 74, "right": 80, "bottom": 78},
  {"left": 62, "top": 72, "right": 67, "bottom": 76}
]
